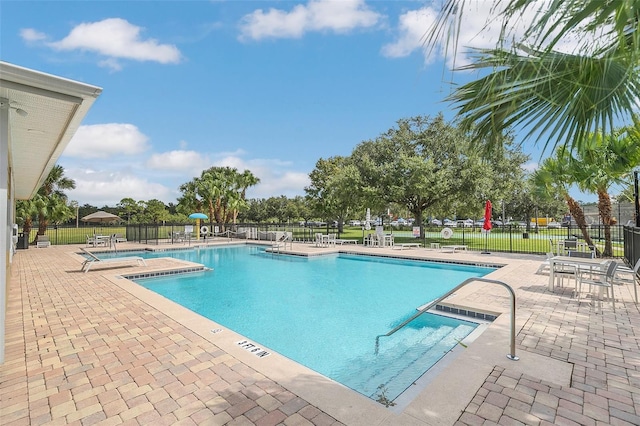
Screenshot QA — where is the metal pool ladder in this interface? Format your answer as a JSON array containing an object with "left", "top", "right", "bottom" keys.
[{"left": 374, "top": 277, "right": 519, "bottom": 361}]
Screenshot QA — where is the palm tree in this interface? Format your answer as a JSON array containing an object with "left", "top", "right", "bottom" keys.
[
  {"left": 236, "top": 169, "right": 260, "bottom": 201},
  {"left": 532, "top": 153, "right": 597, "bottom": 250},
  {"left": 36, "top": 165, "right": 76, "bottom": 237},
  {"left": 570, "top": 126, "right": 640, "bottom": 256},
  {"left": 15, "top": 198, "right": 38, "bottom": 243},
  {"left": 425, "top": 0, "right": 640, "bottom": 155}
]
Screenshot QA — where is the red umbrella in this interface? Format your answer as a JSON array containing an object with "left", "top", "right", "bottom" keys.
[
  {"left": 481, "top": 200, "right": 492, "bottom": 254},
  {"left": 483, "top": 200, "right": 493, "bottom": 231}
]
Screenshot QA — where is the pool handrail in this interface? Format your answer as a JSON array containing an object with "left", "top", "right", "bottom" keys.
[{"left": 374, "top": 277, "right": 519, "bottom": 361}]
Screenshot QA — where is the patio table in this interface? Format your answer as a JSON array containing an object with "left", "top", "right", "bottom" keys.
[{"left": 548, "top": 256, "right": 605, "bottom": 291}]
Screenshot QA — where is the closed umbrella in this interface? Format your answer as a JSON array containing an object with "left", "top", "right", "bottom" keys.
[
  {"left": 365, "top": 208, "right": 371, "bottom": 231},
  {"left": 481, "top": 200, "right": 492, "bottom": 254}
]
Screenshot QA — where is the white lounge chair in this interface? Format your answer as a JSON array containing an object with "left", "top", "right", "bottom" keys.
[
  {"left": 80, "top": 248, "right": 146, "bottom": 273},
  {"left": 536, "top": 252, "right": 554, "bottom": 275},
  {"left": 272, "top": 232, "right": 292, "bottom": 251}
]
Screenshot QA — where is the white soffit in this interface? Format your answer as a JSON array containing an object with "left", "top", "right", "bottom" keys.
[{"left": 0, "top": 61, "right": 102, "bottom": 199}]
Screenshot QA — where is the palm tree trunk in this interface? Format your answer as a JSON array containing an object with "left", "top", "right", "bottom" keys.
[
  {"left": 597, "top": 189, "right": 614, "bottom": 257},
  {"left": 37, "top": 214, "right": 48, "bottom": 242},
  {"left": 565, "top": 195, "right": 599, "bottom": 254},
  {"left": 23, "top": 218, "right": 33, "bottom": 245}
]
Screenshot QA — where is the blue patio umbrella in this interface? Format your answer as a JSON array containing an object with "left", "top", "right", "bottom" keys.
[
  {"left": 188, "top": 213, "right": 208, "bottom": 220},
  {"left": 189, "top": 213, "right": 208, "bottom": 240}
]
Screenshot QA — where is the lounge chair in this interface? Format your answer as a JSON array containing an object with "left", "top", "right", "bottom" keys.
[
  {"left": 114, "top": 233, "right": 127, "bottom": 243},
  {"left": 80, "top": 248, "right": 146, "bottom": 273},
  {"left": 272, "top": 232, "right": 292, "bottom": 250},
  {"left": 36, "top": 235, "right": 50, "bottom": 248},
  {"left": 536, "top": 252, "right": 554, "bottom": 275}
]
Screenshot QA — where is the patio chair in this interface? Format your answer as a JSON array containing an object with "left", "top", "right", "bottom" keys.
[
  {"left": 614, "top": 258, "right": 640, "bottom": 303},
  {"left": 562, "top": 239, "right": 577, "bottom": 255},
  {"left": 364, "top": 233, "right": 379, "bottom": 247},
  {"left": 568, "top": 250, "right": 595, "bottom": 259},
  {"left": 553, "top": 261, "right": 578, "bottom": 292},
  {"left": 86, "top": 234, "right": 107, "bottom": 247},
  {"left": 36, "top": 235, "right": 50, "bottom": 248},
  {"left": 79, "top": 248, "right": 146, "bottom": 273},
  {"left": 577, "top": 261, "right": 618, "bottom": 312}
]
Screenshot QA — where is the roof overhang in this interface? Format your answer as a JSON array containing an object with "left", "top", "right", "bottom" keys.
[{"left": 0, "top": 61, "right": 102, "bottom": 199}]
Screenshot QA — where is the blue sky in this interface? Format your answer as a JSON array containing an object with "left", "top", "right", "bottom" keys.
[{"left": 2, "top": 0, "right": 594, "bottom": 207}]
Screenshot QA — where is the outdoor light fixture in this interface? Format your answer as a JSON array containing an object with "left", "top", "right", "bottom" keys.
[{"left": 0, "top": 98, "right": 28, "bottom": 117}]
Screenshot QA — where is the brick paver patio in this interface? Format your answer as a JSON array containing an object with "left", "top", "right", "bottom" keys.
[{"left": 1, "top": 242, "right": 639, "bottom": 425}]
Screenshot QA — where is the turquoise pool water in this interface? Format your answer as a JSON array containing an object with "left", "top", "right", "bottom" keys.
[{"left": 127, "top": 245, "right": 494, "bottom": 402}]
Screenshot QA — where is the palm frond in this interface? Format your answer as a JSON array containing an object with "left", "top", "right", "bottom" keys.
[{"left": 447, "top": 46, "right": 640, "bottom": 155}]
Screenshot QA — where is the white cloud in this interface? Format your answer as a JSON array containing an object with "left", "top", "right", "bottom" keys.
[
  {"left": 238, "top": 0, "right": 381, "bottom": 41},
  {"left": 382, "top": 3, "right": 507, "bottom": 67},
  {"left": 248, "top": 170, "right": 310, "bottom": 199},
  {"left": 64, "top": 123, "right": 150, "bottom": 159},
  {"left": 19, "top": 28, "right": 47, "bottom": 42},
  {"left": 382, "top": 1, "right": 586, "bottom": 67},
  {"left": 63, "top": 137, "right": 310, "bottom": 205},
  {"left": 43, "top": 18, "right": 181, "bottom": 68},
  {"left": 211, "top": 154, "right": 310, "bottom": 198},
  {"left": 66, "top": 168, "right": 174, "bottom": 206},
  {"left": 147, "top": 150, "right": 211, "bottom": 172},
  {"left": 380, "top": 8, "right": 436, "bottom": 59}
]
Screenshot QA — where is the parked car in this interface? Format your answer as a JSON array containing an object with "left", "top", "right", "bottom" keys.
[
  {"left": 348, "top": 220, "right": 361, "bottom": 226},
  {"left": 457, "top": 219, "right": 474, "bottom": 227},
  {"left": 431, "top": 219, "right": 442, "bottom": 226},
  {"left": 443, "top": 219, "right": 457, "bottom": 227},
  {"left": 547, "top": 221, "right": 562, "bottom": 229}
]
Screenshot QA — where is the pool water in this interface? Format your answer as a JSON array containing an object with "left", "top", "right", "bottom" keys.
[{"left": 130, "top": 245, "right": 494, "bottom": 401}]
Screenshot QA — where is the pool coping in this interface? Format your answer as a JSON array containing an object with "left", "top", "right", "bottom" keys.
[{"left": 93, "top": 242, "right": 574, "bottom": 425}]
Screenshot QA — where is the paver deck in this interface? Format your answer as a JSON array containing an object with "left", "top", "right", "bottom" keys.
[{"left": 1, "top": 241, "right": 639, "bottom": 425}]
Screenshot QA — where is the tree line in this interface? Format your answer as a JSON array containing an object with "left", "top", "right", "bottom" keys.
[{"left": 15, "top": 113, "right": 638, "bottom": 256}]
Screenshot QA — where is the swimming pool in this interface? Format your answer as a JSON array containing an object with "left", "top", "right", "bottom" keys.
[{"left": 128, "top": 245, "right": 495, "bottom": 402}]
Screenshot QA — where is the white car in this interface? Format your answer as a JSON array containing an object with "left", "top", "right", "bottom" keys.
[
  {"left": 547, "top": 221, "right": 562, "bottom": 229},
  {"left": 443, "top": 219, "right": 457, "bottom": 227},
  {"left": 348, "top": 220, "right": 361, "bottom": 226},
  {"left": 431, "top": 219, "right": 442, "bottom": 226}
]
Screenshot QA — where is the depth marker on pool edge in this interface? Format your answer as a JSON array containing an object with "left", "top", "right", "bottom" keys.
[{"left": 237, "top": 340, "right": 271, "bottom": 358}]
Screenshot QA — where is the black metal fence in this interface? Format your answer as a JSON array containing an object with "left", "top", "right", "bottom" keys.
[
  {"left": 623, "top": 225, "right": 640, "bottom": 267},
  {"left": 18, "top": 222, "right": 628, "bottom": 258}
]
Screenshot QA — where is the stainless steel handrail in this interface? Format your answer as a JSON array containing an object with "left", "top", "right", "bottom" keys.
[{"left": 374, "top": 277, "right": 519, "bottom": 361}]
